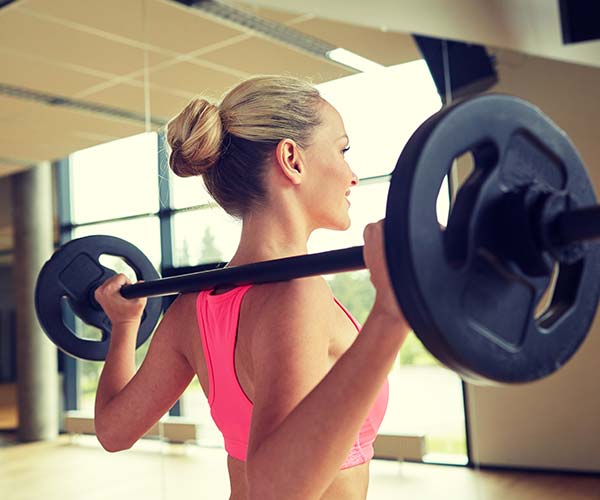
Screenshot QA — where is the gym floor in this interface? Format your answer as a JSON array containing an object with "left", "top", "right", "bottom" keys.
[{"left": 1, "top": 434, "right": 599, "bottom": 500}]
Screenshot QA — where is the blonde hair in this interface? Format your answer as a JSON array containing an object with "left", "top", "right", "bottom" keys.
[{"left": 166, "top": 75, "right": 323, "bottom": 218}]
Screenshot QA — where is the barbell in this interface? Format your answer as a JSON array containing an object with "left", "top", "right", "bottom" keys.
[{"left": 34, "top": 94, "right": 600, "bottom": 385}]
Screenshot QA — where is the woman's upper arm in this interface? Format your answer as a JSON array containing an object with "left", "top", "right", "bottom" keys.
[
  {"left": 247, "top": 278, "right": 333, "bottom": 459},
  {"left": 96, "top": 295, "right": 196, "bottom": 450}
]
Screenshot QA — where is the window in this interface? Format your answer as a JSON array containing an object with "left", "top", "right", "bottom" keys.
[
  {"left": 66, "top": 133, "right": 162, "bottom": 412},
  {"left": 317, "top": 60, "right": 442, "bottom": 180},
  {"left": 70, "top": 133, "right": 159, "bottom": 224},
  {"left": 172, "top": 207, "right": 241, "bottom": 267},
  {"left": 169, "top": 172, "right": 214, "bottom": 210},
  {"left": 72, "top": 218, "right": 162, "bottom": 269}
]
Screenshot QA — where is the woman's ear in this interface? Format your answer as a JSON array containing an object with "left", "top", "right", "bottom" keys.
[{"left": 274, "top": 138, "right": 304, "bottom": 185}]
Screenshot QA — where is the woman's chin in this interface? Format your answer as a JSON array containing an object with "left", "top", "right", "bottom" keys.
[
  {"left": 318, "top": 211, "right": 351, "bottom": 231},
  {"left": 320, "top": 219, "right": 350, "bottom": 232},
  {"left": 335, "top": 216, "right": 352, "bottom": 231}
]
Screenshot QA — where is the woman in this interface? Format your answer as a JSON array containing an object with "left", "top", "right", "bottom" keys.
[{"left": 93, "top": 75, "right": 410, "bottom": 499}]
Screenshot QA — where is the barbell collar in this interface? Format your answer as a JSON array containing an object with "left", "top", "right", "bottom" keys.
[{"left": 553, "top": 205, "right": 600, "bottom": 245}]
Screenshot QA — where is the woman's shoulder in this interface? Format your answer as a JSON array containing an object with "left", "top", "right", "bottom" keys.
[
  {"left": 157, "top": 292, "right": 211, "bottom": 352},
  {"left": 243, "top": 277, "right": 335, "bottom": 341},
  {"left": 244, "top": 278, "right": 334, "bottom": 387},
  {"left": 167, "top": 292, "right": 198, "bottom": 316},
  {"left": 248, "top": 276, "right": 333, "bottom": 315}
]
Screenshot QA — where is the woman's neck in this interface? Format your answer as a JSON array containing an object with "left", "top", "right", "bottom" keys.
[{"left": 228, "top": 206, "right": 312, "bottom": 267}]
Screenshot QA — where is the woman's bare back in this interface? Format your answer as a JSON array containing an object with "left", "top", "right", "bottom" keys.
[{"left": 177, "top": 279, "right": 371, "bottom": 499}]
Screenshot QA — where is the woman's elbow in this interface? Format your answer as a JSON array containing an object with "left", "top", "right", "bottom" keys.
[
  {"left": 98, "top": 437, "right": 132, "bottom": 453},
  {"left": 94, "top": 419, "right": 133, "bottom": 453}
]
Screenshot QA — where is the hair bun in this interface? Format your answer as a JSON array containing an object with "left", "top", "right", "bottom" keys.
[{"left": 166, "top": 98, "right": 223, "bottom": 177}]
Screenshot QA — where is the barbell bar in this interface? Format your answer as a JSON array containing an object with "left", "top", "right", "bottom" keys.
[{"left": 35, "top": 94, "right": 600, "bottom": 385}]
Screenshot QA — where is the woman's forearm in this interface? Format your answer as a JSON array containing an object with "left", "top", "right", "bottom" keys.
[
  {"left": 247, "top": 305, "right": 409, "bottom": 499},
  {"left": 94, "top": 322, "right": 140, "bottom": 448}
]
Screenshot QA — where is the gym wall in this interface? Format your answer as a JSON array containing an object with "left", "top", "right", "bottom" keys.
[{"left": 465, "top": 48, "right": 600, "bottom": 473}]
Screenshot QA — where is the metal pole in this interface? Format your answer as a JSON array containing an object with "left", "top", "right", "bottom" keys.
[{"left": 12, "top": 162, "right": 59, "bottom": 441}]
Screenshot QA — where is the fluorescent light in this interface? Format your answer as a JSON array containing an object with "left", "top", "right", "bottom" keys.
[{"left": 326, "top": 48, "right": 385, "bottom": 73}]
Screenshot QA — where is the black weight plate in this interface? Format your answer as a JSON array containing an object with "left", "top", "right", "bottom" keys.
[
  {"left": 385, "top": 94, "right": 600, "bottom": 384},
  {"left": 35, "top": 235, "right": 162, "bottom": 361}
]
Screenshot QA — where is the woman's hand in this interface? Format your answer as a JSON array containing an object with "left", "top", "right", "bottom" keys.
[
  {"left": 94, "top": 274, "right": 147, "bottom": 328},
  {"left": 363, "top": 220, "right": 410, "bottom": 327}
]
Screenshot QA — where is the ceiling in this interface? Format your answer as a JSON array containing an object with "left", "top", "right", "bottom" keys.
[
  {"left": 0, "top": 0, "right": 420, "bottom": 177},
  {"left": 245, "top": 0, "right": 600, "bottom": 69}
]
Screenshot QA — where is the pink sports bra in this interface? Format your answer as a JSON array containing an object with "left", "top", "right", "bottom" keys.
[{"left": 196, "top": 285, "right": 389, "bottom": 470}]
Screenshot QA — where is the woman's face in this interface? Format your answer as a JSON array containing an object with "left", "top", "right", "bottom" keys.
[{"left": 302, "top": 101, "right": 358, "bottom": 232}]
